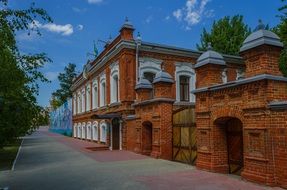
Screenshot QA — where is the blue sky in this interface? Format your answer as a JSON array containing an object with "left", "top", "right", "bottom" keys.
[{"left": 13, "top": 0, "right": 284, "bottom": 107}]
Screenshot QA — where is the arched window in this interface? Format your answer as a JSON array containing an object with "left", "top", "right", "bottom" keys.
[
  {"left": 92, "top": 121, "right": 98, "bottom": 141},
  {"left": 100, "top": 121, "right": 107, "bottom": 143},
  {"left": 100, "top": 73, "right": 106, "bottom": 107},
  {"left": 92, "top": 80, "right": 98, "bottom": 109},
  {"left": 73, "top": 94, "right": 77, "bottom": 115},
  {"left": 81, "top": 89, "right": 85, "bottom": 113},
  {"left": 86, "top": 85, "right": 91, "bottom": 112},
  {"left": 73, "top": 123, "right": 77, "bottom": 137},
  {"left": 110, "top": 62, "right": 120, "bottom": 104},
  {"left": 82, "top": 122, "right": 86, "bottom": 139},
  {"left": 86, "top": 122, "right": 92, "bottom": 140},
  {"left": 175, "top": 63, "right": 196, "bottom": 103},
  {"left": 77, "top": 123, "right": 81, "bottom": 138},
  {"left": 180, "top": 76, "right": 190, "bottom": 101},
  {"left": 77, "top": 92, "right": 81, "bottom": 114},
  {"left": 144, "top": 72, "right": 155, "bottom": 83}
]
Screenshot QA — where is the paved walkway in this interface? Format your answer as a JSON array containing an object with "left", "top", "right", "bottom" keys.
[{"left": 0, "top": 127, "right": 282, "bottom": 190}]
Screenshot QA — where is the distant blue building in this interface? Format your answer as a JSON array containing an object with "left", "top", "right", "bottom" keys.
[{"left": 49, "top": 99, "right": 72, "bottom": 136}]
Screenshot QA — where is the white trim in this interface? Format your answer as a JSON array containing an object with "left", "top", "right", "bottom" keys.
[
  {"left": 86, "top": 122, "right": 92, "bottom": 140},
  {"left": 92, "top": 121, "right": 98, "bottom": 141},
  {"left": 82, "top": 122, "right": 86, "bottom": 139},
  {"left": 86, "top": 85, "right": 91, "bottom": 112},
  {"left": 110, "top": 62, "right": 120, "bottom": 104},
  {"left": 222, "top": 68, "right": 227, "bottom": 83},
  {"left": 100, "top": 121, "right": 107, "bottom": 143},
  {"left": 77, "top": 123, "right": 81, "bottom": 138},
  {"left": 175, "top": 62, "right": 196, "bottom": 103},
  {"left": 11, "top": 138, "right": 24, "bottom": 171},
  {"left": 139, "top": 57, "right": 162, "bottom": 80},
  {"left": 100, "top": 72, "right": 106, "bottom": 107},
  {"left": 73, "top": 123, "right": 77, "bottom": 137},
  {"left": 92, "top": 79, "right": 99, "bottom": 109}
]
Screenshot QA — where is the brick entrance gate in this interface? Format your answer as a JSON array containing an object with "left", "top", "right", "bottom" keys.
[{"left": 193, "top": 26, "right": 287, "bottom": 188}]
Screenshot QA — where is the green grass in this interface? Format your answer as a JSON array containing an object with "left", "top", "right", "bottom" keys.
[{"left": 0, "top": 139, "right": 22, "bottom": 171}]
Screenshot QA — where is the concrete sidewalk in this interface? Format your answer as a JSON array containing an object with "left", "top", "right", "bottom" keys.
[{"left": 0, "top": 127, "right": 282, "bottom": 190}]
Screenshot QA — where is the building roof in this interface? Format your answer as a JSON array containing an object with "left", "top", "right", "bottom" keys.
[
  {"left": 195, "top": 44, "right": 226, "bottom": 68},
  {"left": 135, "top": 78, "right": 153, "bottom": 90},
  {"left": 153, "top": 70, "right": 174, "bottom": 84},
  {"left": 240, "top": 28, "right": 283, "bottom": 52}
]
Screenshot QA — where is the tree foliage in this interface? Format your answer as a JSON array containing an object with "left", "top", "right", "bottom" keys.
[
  {"left": 51, "top": 63, "right": 77, "bottom": 109},
  {"left": 196, "top": 15, "right": 251, "bottom": 55},
  {"left": 0, "top": 0, "right": 52, "bottom": 147},
  {"left": 276, "top": 0, "right": 287, "bottom": 76}
]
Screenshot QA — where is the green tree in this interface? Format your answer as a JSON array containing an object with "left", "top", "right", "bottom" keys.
[
  {"left": 0, "top": 0, "right": 52, "bottom": 147},
  {"left": 196, "top": 15, "right": 251, "bottom": 55},
  {"left": 276, "top": 0, "right": 287, "bottom": 76},
  {"left": 51, "top": 63, "right": 77, "bottom": 109}
]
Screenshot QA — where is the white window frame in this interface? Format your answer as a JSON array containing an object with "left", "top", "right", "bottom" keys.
[
  {"left": 139, "top": 57, "right": 162, "bottom": 81},
  {"left": 86, "top": 84, "right": 91, "bottom": 112},
  {"left": 73, "top": 123, "right": 77, "bottom": 137},
  {"left": 100, "top": 121, "right": 107, "bottom": 143},
  {"left": 222, "top": 68, "right": 228, "bottom": 84},
  {"left": 73, "top": 94, "right": 77, "bottom": 115},
  {"left": 100, "top": 72, "right": 106, "bottom": 107},
  {"left": 92, "top": 79, "right": 99, "bottom": 109},
  {"left": 77, "top": 91, "right": 81, "bottom": 114},
  {"left": 86, "top": 122, "right": 92, "bottom": 140},
  {"left": 175, "top": 62, "right": 196, "bottom": 103},
  {"left": 82, "top": 122, "right": 86, "bottom": 139},
  {"left": 81, "top": 89, "right": 85, "bottom": 113},
  {"left": 77, "top": 123, "right": 81, "bottom": 138},
  {"left": 110, "top": 62, "right": 120, "bottom": 104},
  {"left": 92, "top": 121, "right": 98, "bottom": 141}
]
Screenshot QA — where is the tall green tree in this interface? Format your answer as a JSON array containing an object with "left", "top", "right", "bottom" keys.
[
  {"left": 51, "top": 63, "right": 77, "bottom": 109},
  {"left": 0, "top": 0, "right": 52, "bottom": 147},
  {"left": 196, "top": 15, "right": 251, "bottom": 55},
  {"left": 275, "top": 0, "right": 287, "bottom": 76}
]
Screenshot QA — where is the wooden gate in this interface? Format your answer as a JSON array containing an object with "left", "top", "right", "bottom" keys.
[{"left": 172, "top": 107, "right": 197, "bottom": 165}]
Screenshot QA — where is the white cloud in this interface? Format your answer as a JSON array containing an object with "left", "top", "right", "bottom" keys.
[
  {"left": 88, "top": 0, "right": 103, "bottom": 4},
  {"left": 173, "top": 9, "right": 182, "bottom": 21},
  {"left": 45, "top": 71, "right": 59, "bottom": 81},
  {"left": 145, "top": 16, "right": 153, "bottom": 24},
  {"left": 30, "top": 20, "right": 74, "bottom": 36},
  {"left": 173, "top": 0, "right": 214, "bottom": 28},
  {"left": 72, "top": 7, "right": 87, "bottom": 13},
  {"left": 77, "top": 24, "right": 84, "bottom": 31}
]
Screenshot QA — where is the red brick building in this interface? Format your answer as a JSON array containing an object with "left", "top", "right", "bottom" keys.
[{"left": 71, "top": 19, "right": 287, "bottom": 188}]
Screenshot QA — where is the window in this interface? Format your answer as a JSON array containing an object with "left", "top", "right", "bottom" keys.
[
  {"left": 144, "top": 72, "right": 155, "bottom": 83},
  {"left": 73, "top": 94, "right": 77, "bottom": 115},
  {"left": 110, "top": 75, "right": 119, "bottom": 103},
  {"left": 86, "top": 85, "right": 91, "bottom": 112},
  {"left": 92, "top": 81, "right": 98, "bottom": 109},
  {"left": 100, "top": 82, "right": 106, "bottom": 106},
  {"left": 110, "top": 62, "right": 120, "bottom": 104},
  {"left": 175, "top": 63, "right": 195, "bottom": 103},
  {"left": 77, "top": 92, "right": 81, "bottom": 114},
  {"left": 92, "top": 121, "right": 98, "bottom": 141},
  {"left": 81, "top": 89, "right": 85, "bottom": 113},
  {"left": 180, "top": 76, "right": 190, "bottom": 101},
  {"left": 100, "top": 122, "right": 107, "bottom": 142},
  {"left": 100, "top": 73, "right": 106, "bottom": 107}
]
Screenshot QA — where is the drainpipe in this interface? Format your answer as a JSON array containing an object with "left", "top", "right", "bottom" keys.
[{"left": 135, "top": 32, "right": 142, "bottom": 83}]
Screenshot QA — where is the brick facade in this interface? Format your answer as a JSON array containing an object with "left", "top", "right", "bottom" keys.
[{"left": 71, "top": 20, "right": 287, "bottom": 188}]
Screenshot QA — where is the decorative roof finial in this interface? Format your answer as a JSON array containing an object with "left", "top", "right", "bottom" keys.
[
  {"left": 125, "top": 16, "right": 129, "bottom": 23},
  {"left": 255, "top": 19, "right": 265, "bottom": 31},
  {"left": 137, "top": 32, "right": 141, "bottom": 40},
  {"left": 207, "top": 42, "right": 212, "bottom": 50}
]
